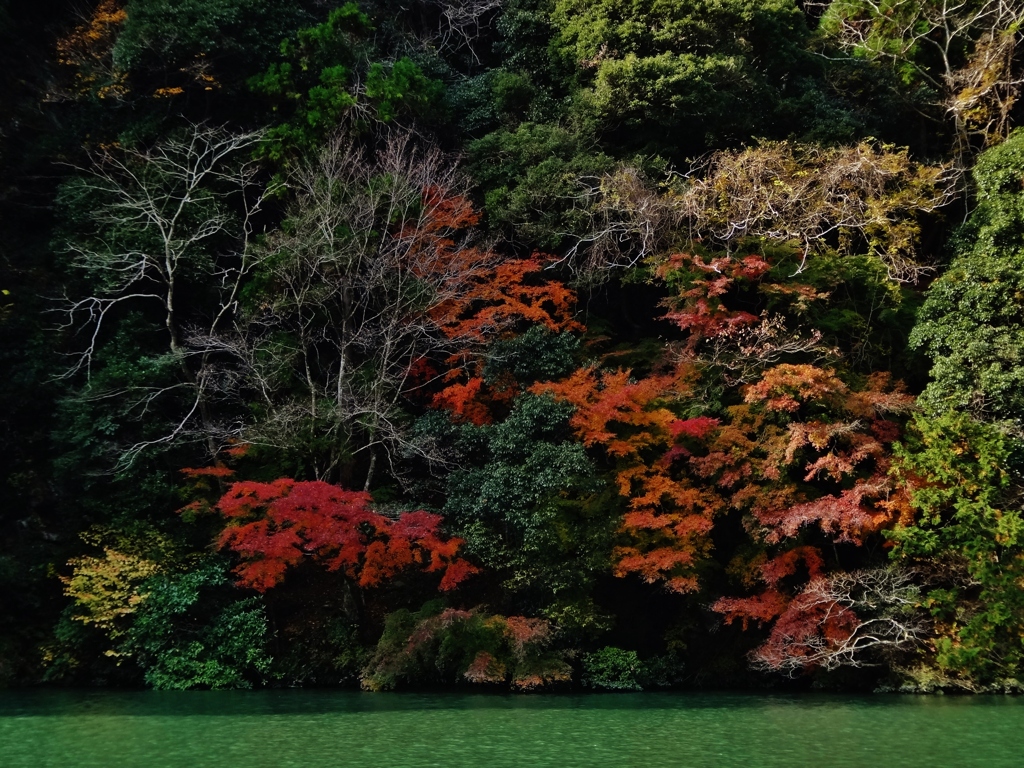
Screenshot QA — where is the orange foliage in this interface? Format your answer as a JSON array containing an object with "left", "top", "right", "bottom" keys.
[
  {"left": 215, "top": 479, "right": 478, "bottom": 592},
  {"left": 408, "top": 187, "right": 581, "bottom": 344},
  {"left": 430, "top": 376, "right": 492, "bottom": 425},
  {"left": 538, "top": 358, "right": 911, "bottom": 643},
  {"left": 223, "top": 442, "right": 251, "bottom": 459},
  {"left": 432, "top": 255, "right": 582, "bottom": 342},
  {"left": 504, "top": 616, "right": 553, "bottom": 655},
  {"left": 180, "top": 465, "right": 235, "bottom": 479},
  {"left": 535, "top": 366, "right": 719, "bottom": 592},
  {"left": 702, "top": 364, "right": 916, "bottom": 546},
  {"left": 511, "top": 662, "right": 573, "bottom": 692},
  {"left": 402, "top": 187, "right": 582, "bottom": 423},
  {"left": 54, "top": 0, "right": 127, "bottom": 100},
  {"left": 744, "top": 364, "right": 849, "bottom": 413}
]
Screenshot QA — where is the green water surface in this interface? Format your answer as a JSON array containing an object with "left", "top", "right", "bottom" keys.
[{"left": 1, "top": 690, "right": 1020, "bottom": 767}]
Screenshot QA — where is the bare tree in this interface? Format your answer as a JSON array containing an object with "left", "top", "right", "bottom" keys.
[
  {"left": 59, "top": 123, "right": 275, "bottom": 466},
  {"left": 387, "top": 0, "right": 503, "bottom": 64},
  {"left": 556, "top": 166, "right": 685, "bottom": 277},
  {"left": 218, "top": 131, "right": 518, "bottom": 487},
  {"left": 429, "top": 0, "right": 503, "bottom": 63}
]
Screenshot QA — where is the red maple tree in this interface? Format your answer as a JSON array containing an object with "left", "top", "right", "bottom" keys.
[{"left": 707, "top": 365, "right": 915, "bottom": 669}]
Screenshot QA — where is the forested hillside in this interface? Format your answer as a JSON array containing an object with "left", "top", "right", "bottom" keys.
[{"left": 2, "top": 0, "right": 1023, "bottom": 693}]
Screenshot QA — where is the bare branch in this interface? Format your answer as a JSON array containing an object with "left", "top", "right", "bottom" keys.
[
  {"left": 752, "top": 566, "right": 931, "bottom": 674},
  {"left": 57, "top": 123, "right": 274, "bottom": 466},
  {"left": 813, "top": 0, "right": 1024, "bottom": 157}
]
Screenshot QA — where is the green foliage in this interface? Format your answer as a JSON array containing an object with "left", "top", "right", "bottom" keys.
[
  {"left": 51, "top": 319, "right": 190, "bottom": 528},
  {"left": 772, "top": 250, "right": 924, "bottom": 376},
  {"left": 273, "top": 616, "right": 367, "bottom": 686},
  {"left": 549, "top": 0, "right": 824, "bottom": 155},
  {"left": 114, "top": 0, "right": 307, "bottom": 84},
  {"left": 816, "top": 0, "right": 1023, "bottom": 152},
  {"left": 655, "top": 238, "right": 924, "bottom": 377},
  {"left": 124, "top": 563, "right": 272, "bottom": 689},
  {"left": 911, "top": 130, "right": 1024, "bottom": 421},
  {"left": 484, "top": 326, "right": 581, "bottom": 386},
  {"left": 361, "top": 602, "right": 571, "bottom": 691},
  {"left": 893, "top": 412, "right": 1024, "bottom": 684},
  {"left": 468, "top": 123, "right": 614, "bottom": 248},
  {"left": 495, "top": 0, "right": 565, "bottom": 81},
  {"left": 6, "top": 0, "right": 1024, "bottom": 693},
  {"left": 581, "top": 646, "right": 643, "bottom": 690},
  {"left": 365, "top": 58, "right": 445, "bottom": 123},
  {"left": 581, "top": 646, "right": 684, "bottom": 689},
  {"left": 438, "top": 394, "right": 613, "bottom": 608},
  {"left": 362, "top": 602, "right": 506, "bottom": 690},
  {"left": 819, "top": 0, "right": 970, "bottom": 87},
  {"left": 252, "top": 6, "right": 443, "bottom": 163}
]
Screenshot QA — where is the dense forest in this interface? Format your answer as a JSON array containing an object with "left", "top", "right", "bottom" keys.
[{"left": 2, "top": 0, "right": 1024, "bottom": 694}]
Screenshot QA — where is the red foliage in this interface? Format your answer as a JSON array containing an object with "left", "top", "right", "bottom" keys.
[
  {"left": 405, "top": 356, "right": 439, "bottom": 392},
  {"left": 669, "top": 417, "right": 721, "bottom": 440},
  {"left": 713, "top": 590, "right": 790, "bottom": 630},
  {"left": 871, "top": 419, "right": 902, "bottom": 443},
  {"left": 713, "top": 547, "right": 824, "bottom": 629},
  {"left": 215, "top": 479, "right": 478, "bottom": 592},
  {"left": 754, "top": 589, "right": 859, "bottom": 671},
  {"left": 757, "top": 485, "right": 889, "bottom": 545},
  {"left": 760, "top": 546, "right": 825, "bottom": 587},
  {"left": 657, "top": 253, "right": 770, "bottom": 344},
  {"left": 464, "top": 651, "right": 506, "bottom": 684}
]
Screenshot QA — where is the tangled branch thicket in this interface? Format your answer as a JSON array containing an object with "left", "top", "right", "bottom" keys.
[{"left": 567, "top": 142, "right": 953, "bottom": 282}]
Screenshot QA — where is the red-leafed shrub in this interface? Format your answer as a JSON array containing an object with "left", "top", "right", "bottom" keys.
[{"left": 215, "top": 479, "right": 478, "bottom": 592}]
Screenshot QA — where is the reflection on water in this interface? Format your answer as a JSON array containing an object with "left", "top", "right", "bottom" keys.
[{"left": 1, "top": 690, "right": 1021, "bottom": 768}]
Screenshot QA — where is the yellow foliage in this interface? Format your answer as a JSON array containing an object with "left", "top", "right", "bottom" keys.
[{"left": 61, "top": 548, "right": 160, "bottom": 637}]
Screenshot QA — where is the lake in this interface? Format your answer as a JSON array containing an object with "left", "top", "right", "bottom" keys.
[{"left": 0, "top": 690, "right": 1020, "bottom": 767}]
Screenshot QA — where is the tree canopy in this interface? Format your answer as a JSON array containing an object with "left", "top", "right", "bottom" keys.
[{"left": 2, "top": 0, "right": 1023, "bottom": 693}]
